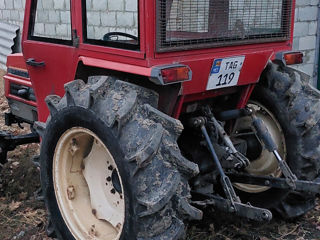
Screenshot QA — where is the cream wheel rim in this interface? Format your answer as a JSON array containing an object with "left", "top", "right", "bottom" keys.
[
  {"left": 53, "top": 127, "right": 125, "bottom": 240},
  {"left": 233, "top": 101, "right": 287, "bottom": 193}
]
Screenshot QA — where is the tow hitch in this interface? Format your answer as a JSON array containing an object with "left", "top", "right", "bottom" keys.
[
  {"left": 190, "top": 106, "right": 320, "bottom": 222},
  {"left": 190, "top": 112, "right": 272, "bottom": 222},
  {"left": 0, "top": 130, "right": 39, "bottom": 165},
  {"left": 230, "top": 108, "right": 320, "bottom": 194},
  {"left": 227, "top": 172, "right": 320, "bottom": 194}
]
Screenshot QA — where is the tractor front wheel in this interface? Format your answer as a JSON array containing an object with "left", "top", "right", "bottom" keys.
[{"left": 36, "top": 76, "right": 202, "bottom": 240}]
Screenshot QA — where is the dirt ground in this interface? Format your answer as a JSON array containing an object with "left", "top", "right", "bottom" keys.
[{"left": 0, "top": 70, "right": 320, "bottom": 240}]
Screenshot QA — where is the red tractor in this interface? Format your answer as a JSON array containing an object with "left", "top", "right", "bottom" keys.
[{"left": 2, "top": 0, "right": 320, "bottom": 239}]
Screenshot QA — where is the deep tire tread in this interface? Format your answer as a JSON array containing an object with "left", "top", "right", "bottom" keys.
[
  {"left": 33, "top": 121, "right": 47, "bottom": 138},
  {"left": 45, "top": 95, "right": 61, "bottom": 116},
  {"left": 39, "top": 76, "right": 201, "bottom": 240},
  {"left": 256, "top": 63, "right": 320, "bottom": 218}
]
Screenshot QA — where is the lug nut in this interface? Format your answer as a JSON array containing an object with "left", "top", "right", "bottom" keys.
[
  {"left": 92, "top": 209, "right": 97, "bottom": 216},
  {"left": 67, "top": 186, "right": 76, "bottom": 200},
  {"left": 116, "top": 223, "right": 122, "bottom": 230},
  {"left": 108, "top": 165, "right": 113, "bottom": 171},
  {"left": 89, "top": 225, "right": 98, "bottom": 237},
  {"left": 69, "top": 139, "right": 79, "bottom": 156},
  {"left": 110, "top": 188, "right": 116, "bottom": 194},
  {"left": 80, "top": 162, "right": 85, "bottom": 170},
  {"left": 106, "top": 176, "right": 112, "bottom": 182}
]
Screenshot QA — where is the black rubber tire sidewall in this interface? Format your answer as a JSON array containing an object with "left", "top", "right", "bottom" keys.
[{"left": 40, "top": 106, "right": 136, "bottom": 240}]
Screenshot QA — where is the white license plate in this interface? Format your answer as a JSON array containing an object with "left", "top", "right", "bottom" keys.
[{"left": 206, "top": 56, "right": 245, "bottom": 90}]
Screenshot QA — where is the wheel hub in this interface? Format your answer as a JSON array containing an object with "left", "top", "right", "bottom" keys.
[
  {"left": 53, "top": 127, "right": 125, "bottom": 239},
  {"left": 232, "top": 101, "right": 287, "bottom": 193}
]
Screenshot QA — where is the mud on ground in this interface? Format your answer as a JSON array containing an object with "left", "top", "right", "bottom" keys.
[{"left": 0, "top": 70, "right": 320, "bottom": 240}]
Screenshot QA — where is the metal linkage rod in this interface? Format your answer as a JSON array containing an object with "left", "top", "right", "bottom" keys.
[
  {"left": 203, "top": 106, "right": 250, "bottom": 169},
  {"left": 200, "top": 124, "right": 241, "bottom": 211},
  {"left": 251, "top": 114, "right": 297, "bottom": 188}
]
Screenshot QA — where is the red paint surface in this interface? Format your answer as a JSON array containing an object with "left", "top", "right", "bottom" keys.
[
  {"left": 4, "top": 54, "right": 37, "bottom": 107},
  {"left": 6, "top": 53, "right": 27, "bottom": 70},
  {"left": 16, "top": 0, "right": 296, "bottom": 121}
]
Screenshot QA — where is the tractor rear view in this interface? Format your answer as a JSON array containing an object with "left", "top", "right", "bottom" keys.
[{"left": 2, "top": 0, "right": 320, "bottom": 239}]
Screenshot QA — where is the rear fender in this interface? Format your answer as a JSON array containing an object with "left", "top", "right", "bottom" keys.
[{"left": 74, "top": 59, "right": 182, "bottom": 116}]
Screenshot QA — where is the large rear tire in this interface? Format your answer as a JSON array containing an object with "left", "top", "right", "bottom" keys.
[
  {"left": 35, "top": 76, "right": 202, "bottom": 240},
  {"left": 237, "top": 63, "right": 320, "bottom": 218}
]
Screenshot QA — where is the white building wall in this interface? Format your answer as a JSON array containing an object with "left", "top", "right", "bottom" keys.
[{"left": 292, "top": 0, "right": 319, "bottom": 86}]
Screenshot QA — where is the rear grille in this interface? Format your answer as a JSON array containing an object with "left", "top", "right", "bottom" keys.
[{"left": 156, "top": 0, "right": 293, "bottom": 52}]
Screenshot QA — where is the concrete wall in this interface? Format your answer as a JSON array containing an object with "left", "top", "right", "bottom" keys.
[
  {"left": 229, "top": 0, "right": 283, "bottom": 31},
  {"left": 168, "top": 0, "right": 210, "bottom": 32},
  {"left": 0, "top": 0, "right": 319, "bottom": 85},
  {"left": 0, "top": 0, "right": 138, "bottom": 39},
  {"left": 292, "top": 0, "right": 319, "bottom": 86},
  {"left": 33, "top": 0, "right": 72, "bottom": 39},
  {"left": 0, "top": 0, "right": 25, "bottom": 30},
  {"left": 86, "top": 0, "right": 138, "bottom": 39}
]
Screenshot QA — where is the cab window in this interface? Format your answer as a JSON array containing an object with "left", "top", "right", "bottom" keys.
[
  {"left": 83, "top": 0, "right": 139, "bottom": 50},
  {"left": 28, "top": 0, "right": 72, "bottom": 44}
]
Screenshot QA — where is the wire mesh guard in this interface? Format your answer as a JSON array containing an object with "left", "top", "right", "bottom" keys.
[{"left": 157, "top": 0, "right": 292, "bottom": 51}]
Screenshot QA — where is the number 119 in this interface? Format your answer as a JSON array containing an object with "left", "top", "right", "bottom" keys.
[{"left": 216, "top": 73, "right": 235, "bottom": 86}]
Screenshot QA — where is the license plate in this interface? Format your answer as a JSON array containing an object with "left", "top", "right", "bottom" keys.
[{"left": 206, "top": 56, "right": 245, "bottom": 90}]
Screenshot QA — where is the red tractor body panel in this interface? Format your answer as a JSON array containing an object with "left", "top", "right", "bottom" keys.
[
  {"left": 4, "top": 53, "right": 36, "bottom": 108},
  {"left": 18, "top": 0, "right": 295, "bottom": 122}
]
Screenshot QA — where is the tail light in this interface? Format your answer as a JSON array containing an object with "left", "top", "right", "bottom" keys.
[
  {"left": 284, "top": 52, "right": 303, "bottom": 65},
  {"left": 275, "top": 51, "right": 304, "bottom": 66},
  {"left": 161, "top": 67, "right": 190, "bottom": 83},
  {"left": 150, "top": 65, "right": 192, "bottom": 85}
]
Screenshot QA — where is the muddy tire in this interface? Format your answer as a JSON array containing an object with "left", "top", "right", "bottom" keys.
[
  {"left": 244, "top": 63, "right": 320, "bottom": 219},
  {"left": 34, "top": 77, "right": 202, "bottom": 240}
]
